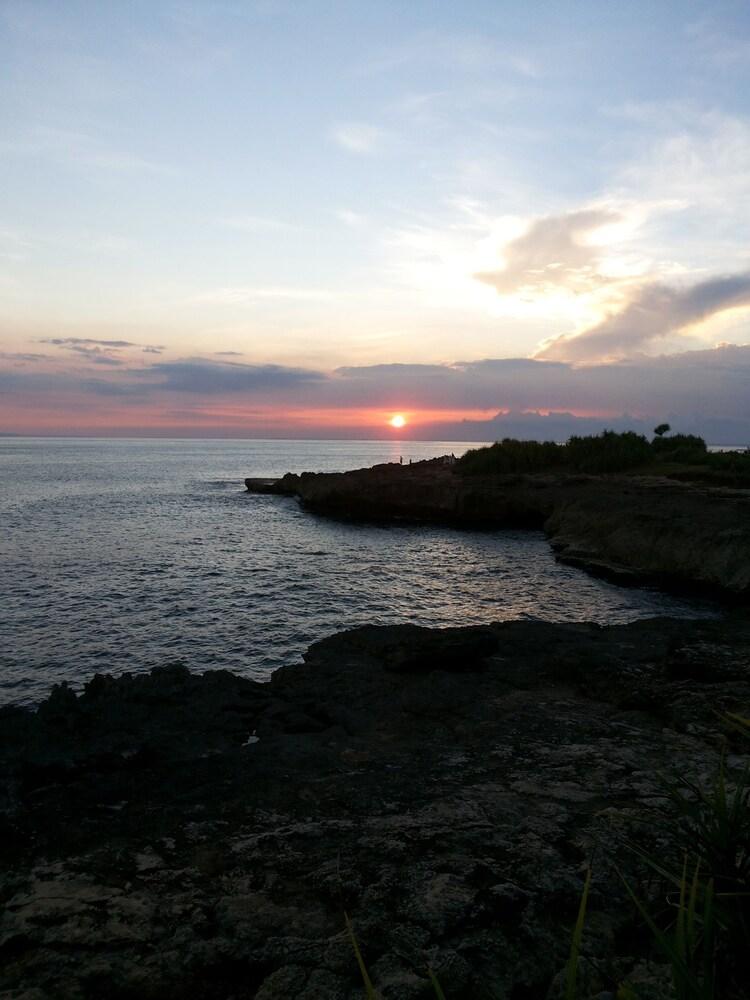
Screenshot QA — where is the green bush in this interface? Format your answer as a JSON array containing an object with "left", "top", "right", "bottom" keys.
[
  {"left": 455, "top": 430, "right": 750, "bottom": 482},
  {"left": 652, "top": 434, "right": 708, "bottom": 465},
  {"left": 457, "top": 438, "right": 565, "bottom": 475},
  {"left": 456, "top": 431, "right": 653, "bottom": 476},
  {"left": 566, "top": 430, "right": 652, "bottom": 473}
]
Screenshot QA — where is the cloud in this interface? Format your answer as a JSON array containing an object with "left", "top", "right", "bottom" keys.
[
  {"left": 0, "top": 351, "right": 49, "bottom": 363},
  {"left": 219, "top": 215, "right": 302, "bottom": 233},
  {"left": 323, "top": 348, "right": 750, "bottom": 427},
  {"left": 68, "top": 345, "right": 124, "bottom": 365},
  {"left": 41, "top": 337, "right": 139, "bottom": 348},
  {"left": 145, "top": 360, "right": 328, "bottom": 394},
  {"left": 475, "top": 208, "right": 623, "bottom": 295},
  {"left": 4, "top": 347, "right": 750, "bottom": 441},
  {"left": 39, "top": 336, "right": 165, "bottom": 355},
  {"left": 336, "top": 209, "right": 367, "bottom": 227},
  {"left": 362, "top": 31, "right": 538, "bottom": 78},
  {"left": 538, "top": 271, "right": 750, "bottom": 362},
  {"left": 0, "top": 126, "right": 173, "bottom": 175},
  {"left": 331, "top": 123, "right": 383, "bottom": 154}
]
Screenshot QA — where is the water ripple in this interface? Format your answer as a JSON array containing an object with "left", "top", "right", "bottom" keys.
[{"left": 0, "top": 437, "right": 719, "bottom": 706}]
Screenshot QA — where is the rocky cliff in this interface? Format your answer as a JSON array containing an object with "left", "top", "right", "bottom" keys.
[
  {"left": 2, "top": 616, "right": 750, "bottom": 998},
  {"left": 247, "top": 463, "right": 750, "bottom": 597}
]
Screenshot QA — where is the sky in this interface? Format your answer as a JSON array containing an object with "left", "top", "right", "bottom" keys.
[{"left": 2, "top": 0, "right": 750, "bottom": 440}]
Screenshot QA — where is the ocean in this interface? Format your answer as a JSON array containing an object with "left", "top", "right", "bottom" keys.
[{"left": 0, "top": 437, "right": 718, "bottom": 706}]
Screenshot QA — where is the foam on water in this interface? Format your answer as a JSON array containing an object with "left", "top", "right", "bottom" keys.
[{"left": 0, "top": 437, "right": 718, "bottom": 706}]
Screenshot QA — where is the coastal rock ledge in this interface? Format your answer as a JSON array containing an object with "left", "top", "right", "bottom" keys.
[
  {"left": 246, "top": 462, "right": 750, "bottom": 597},
  {"left": 2, "top": 616, "right": 750, "bottom": 998}
]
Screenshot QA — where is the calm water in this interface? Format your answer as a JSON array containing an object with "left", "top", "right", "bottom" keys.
[{"left": 0, "top": 437, "right": 718, "bottom": 706}]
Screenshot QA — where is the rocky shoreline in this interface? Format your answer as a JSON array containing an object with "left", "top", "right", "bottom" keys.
[
  {"left": 2, "top": 461, "right": 749, "bottom": 998},
  {"left": 2, "top": 614, "right": 750, "bottom": 998},
  {"left": 247, "top": 461, "right": 750, "bottom": 597}
]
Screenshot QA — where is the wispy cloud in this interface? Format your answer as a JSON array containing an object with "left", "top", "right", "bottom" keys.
[
  {"left": 37, "top": 337, "right": 165, "bottom": 364},
  {"left": 40, "top": 336, "right": 164, "bottom": 351},
  {"left": 0, "top": 126, "right": 173, "bottom": 175},
  {"left": 336, "top": 209, "right": 368, "bottom": 227},
  {"left": 362, "top": 32, "right": 538, "bottom": 78},
  {"left": 69, "top": 346, "right": 125, "bottom": 366},
  {"left": 331, "top": 122, "right": 384, "bottom": 154},
  {"left": 41, "top": 337, "right": 140, "bottom": 348},
  {"left": 218, "top": 214, "right": 302, "bottom": 233}
]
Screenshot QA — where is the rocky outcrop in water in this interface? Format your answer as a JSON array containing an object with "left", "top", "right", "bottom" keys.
[
  {"left": 2, "top": 616, "right": 750, "bottom": 998},
  {"left": 246, "top": 463, "right": 750, "bottom": 597}
]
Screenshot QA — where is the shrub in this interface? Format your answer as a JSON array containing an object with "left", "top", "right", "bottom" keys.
[
  {"left": 456, "top": 431, "right": 654, "bottom": 476},
  {"left": 456, "top": 438, "right": 565, "bottom": 475},
  {"left": 565, "top": 430, "right": 653, "bottom": 473},
  {"left": 455, "top": 430, "right": 750, "bottom": 482},
  {"left": 652, "top": 434, "right": 708, "bottom": 464}
]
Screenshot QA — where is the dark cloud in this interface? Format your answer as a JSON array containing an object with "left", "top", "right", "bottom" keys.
[
  {"left": 68, "top": 345, "right": 124, "bottom": 365},
  {"left": 41, "top": 337, "right": 138, "bottom": 348},
  {"left": 326, "top": 349, "right": 750, "bottom": 433},
  {"left": 39, "top": 337, "right": 165, "bottom": 354},
  {"left": 539, "top": 272, "right": 750, "bottom": 362},
  {"left": 214, "top": 350, "right": 244, "bottom": 357},
  {"left": 78, "top": 379, "right": 150, "bottom": 397},
  {"left": 0, "top": 370, "right": 66, "bottom": 392},
  {"left": 335, "top": 363, "right": 451, "bottom": 378},
  {"left": 0, "top": 351, "right": 49, "bottom": 363},
  {"left": 147, "top": 360, "right": 328, "bottom": 394},
  {"left": 476, "top": 208, "right": 619, "bottom": 295},
  {"left": 4, "top": 347, "right": 750, "bottom": 442}
]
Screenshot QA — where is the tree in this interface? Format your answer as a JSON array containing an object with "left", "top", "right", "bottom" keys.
[{"left": 653, "top": 423, "right": 671, "bottom": 437}]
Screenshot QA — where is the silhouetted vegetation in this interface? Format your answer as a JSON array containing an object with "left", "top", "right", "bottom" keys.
[
  {"left": 457, "top": 430, "right": 654, "bottom": 475},
  {"left": 455, "top": 437, "right": 566, "bottom": 475},
  {"left": 456, "top": 430, "right": 750, "bottom": 484},
  {"left": 652, "top": 433, "right": 708, "bottom": 464},
  {"left": 566, "top": 430, "right": 653, "bottom": 472}
]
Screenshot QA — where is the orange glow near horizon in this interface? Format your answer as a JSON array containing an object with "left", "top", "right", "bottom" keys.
[{"left": 2, "top": 395, "right": 610, "bottom": 436}]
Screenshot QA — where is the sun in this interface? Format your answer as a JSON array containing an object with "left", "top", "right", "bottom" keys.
[{"left": 389, "top": 413, "right": 406, "bottom": 429}]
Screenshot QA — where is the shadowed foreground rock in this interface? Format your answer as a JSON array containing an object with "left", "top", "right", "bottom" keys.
[
  {"left": 247, "top": 462, "right": 750, "bottom": 597},
  {"left": 2, "top": 616, "right": 750, "bottom": 998}
]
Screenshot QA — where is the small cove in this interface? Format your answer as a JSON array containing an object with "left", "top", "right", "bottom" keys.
[{"left": 0, "top": 437, "right": 719, "bottom": 706}]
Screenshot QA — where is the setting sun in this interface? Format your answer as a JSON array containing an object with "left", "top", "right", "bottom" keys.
[{"left": 389, "top": 414, "right": 406, "bottom": 429}]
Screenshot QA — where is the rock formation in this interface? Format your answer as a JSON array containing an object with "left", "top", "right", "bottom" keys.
[{"left": 2, "top": 616, "right": 750, "bottom": 998}]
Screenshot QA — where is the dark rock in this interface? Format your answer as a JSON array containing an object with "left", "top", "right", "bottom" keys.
[{"left": 2, "top": 616, "right": 750, "bottom": 997}]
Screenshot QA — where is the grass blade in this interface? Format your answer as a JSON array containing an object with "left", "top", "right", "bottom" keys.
[
  {"left": 345, "top": 913, "right": 380, "bottom": 999},
  {"left": 617, "top": 868, "right": 705, "bottom": 1000},
  {"left": 428, "top": 968, "right": 447, "bottom": 999},
  {"left": 565, "top": 867, "right": 591, "bottom": 1000}
]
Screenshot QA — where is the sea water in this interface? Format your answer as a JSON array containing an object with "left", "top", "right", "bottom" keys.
[{"left": 0, "top": 437, "right": 718, "bottom": 706}]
